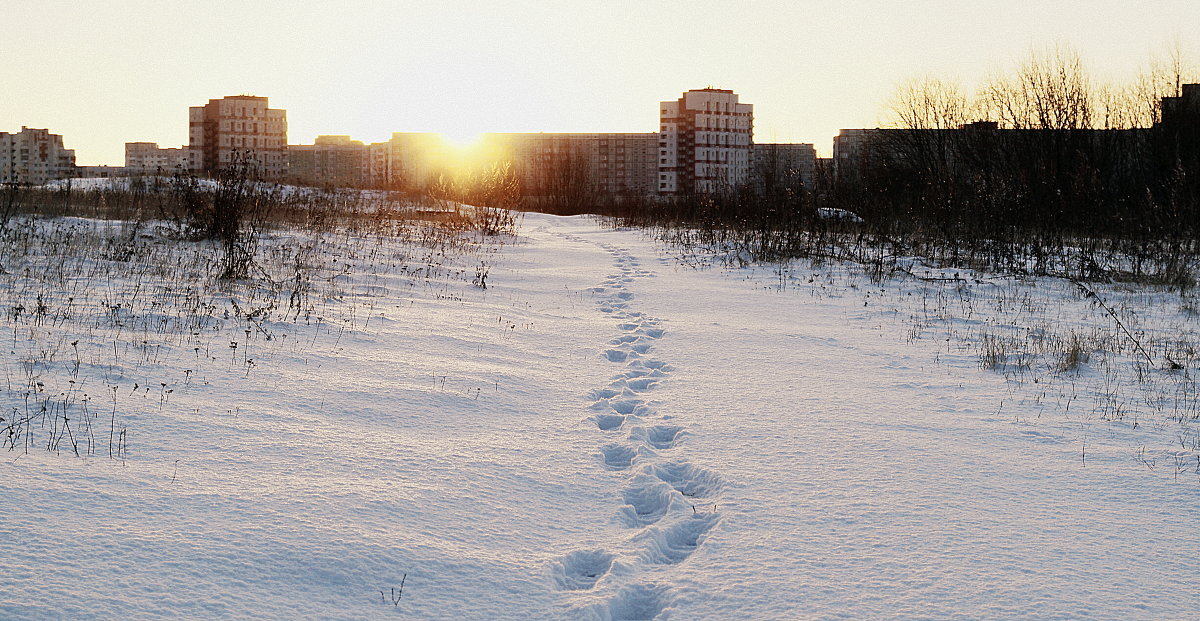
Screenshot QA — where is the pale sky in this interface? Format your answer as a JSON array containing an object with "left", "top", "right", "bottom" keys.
[{"left": 3, "top": 0, "right": 1197, "bottom": 165}]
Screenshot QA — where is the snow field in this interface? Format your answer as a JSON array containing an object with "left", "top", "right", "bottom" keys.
[
  {"left": 0, "top": 215, "right": 619, "bottom": 619},
  {"left": 618, "top": 230, "right": 1200, "bottom": 619},
  {"left": 0, "top": 212, "right": 1197, "bottom": 619}
]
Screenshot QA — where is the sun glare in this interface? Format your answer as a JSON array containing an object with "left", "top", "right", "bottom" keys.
[
  {"left": 432, "top": 130, "right": 498, "bottom": 173},
  {"left": 437, "top": 130, "right": 483, "bottom": 150}
]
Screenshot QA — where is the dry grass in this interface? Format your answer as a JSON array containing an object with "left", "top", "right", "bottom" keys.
[{"left": 0, "top": 179, "right": 515, "bottom": 459}]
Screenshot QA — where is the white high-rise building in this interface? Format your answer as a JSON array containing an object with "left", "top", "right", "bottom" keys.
[
  {"left": 658, "top": 88, "right": 753, "bottom": 195},
  {"left": 0, "top": 127, "right": 77, "bottom": 184},
  {"left": 189, "top": 95, "right": 287, "bottom": 178}
]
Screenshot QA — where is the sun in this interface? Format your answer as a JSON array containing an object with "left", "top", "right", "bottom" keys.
[{"left": 433, "top": 130, "right": 497, "bottom": 173}]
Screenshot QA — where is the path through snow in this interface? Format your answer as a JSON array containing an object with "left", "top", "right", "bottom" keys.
[
  {"left": 545, "top": 233, "right": 724, "bottom": 619},
  {"left": 1, "top": 213, "right": 1197, "bottom": 620}
]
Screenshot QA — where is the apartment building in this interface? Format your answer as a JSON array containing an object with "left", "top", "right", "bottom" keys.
[
  {"left": 0, "top": 126, "right": 77, "bottom": 184},
  {"left": 1161, "top": 83, "right": 1200, "bottom": 124},
  {"left": 125, "top": 142, "right": 196, "bottom": 174},
  {"left": 77, "top": 165, "right": 125, "bottom": 178},
  {"left": 481, "top": 132, "right": 658, "bottom": 199},
  {"left": 368, "top": 141, "right": 391, "bottom": 188},
  {"left": 752, "top": 142, "right": 817, "bottom": 189},
  {"left": 658, "top": 88, "right": 753, "bottom": 195},
  {"left": 189, "top": 95, "right": 287, "bottom": 178},
  {"left": 287, "top": 135, "right": 370, "bottom": 186},
  {"left": 1159, "top": 83, "right": 1200, "bottom": 163},
  {"left": 592, "top": 133, "right": 658, "bottom": 197},
  {"left": 383, "top": 132, "right": 448, "bottom": 190},
  {"left": 831, "top": 128, "right": 878, "bottom": 181}
]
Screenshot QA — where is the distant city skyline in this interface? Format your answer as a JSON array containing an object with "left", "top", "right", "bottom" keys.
[{"left": 2, "top": 0, "right": 1198, "bottom": 165}]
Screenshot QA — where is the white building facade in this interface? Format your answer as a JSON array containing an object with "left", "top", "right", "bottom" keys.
[
  {"left": 0, "top": 127, "right": 77, "bottom": 184},
  {"left": 658, "top": 88, "right": 753, "bottom": 195},
  {"left": 189, "top": 95, "right": 287, "bottom": 178},
  {"left": 125, "top": 142, "right": 197, "bottom": 175}
]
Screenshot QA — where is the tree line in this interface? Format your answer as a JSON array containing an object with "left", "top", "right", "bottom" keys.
[
  {"left": 605, "top": 43, "right": 1199, "bottom": 284},
  {"left": 841, "top": 44, "right": 1199, "bottom": 244}
]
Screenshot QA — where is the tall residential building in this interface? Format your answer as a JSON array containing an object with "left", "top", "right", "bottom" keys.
[
  {"left": 189, "top": 95, "right": 287, "bottom": 178},
  {"left": 125, "top": 142, "right": 197, "bottom": 175},
  {"left": 0, "top": 126, "right": 77, "bottom": 184},
  {"left": 658, "top": 88, "right": 753, "bottom": 195},
  {"left": 287, "top": 135, "right": 370, "bottom": 186}
]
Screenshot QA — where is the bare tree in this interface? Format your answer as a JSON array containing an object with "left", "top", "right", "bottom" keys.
[
  {"left": 534, "top": 148, "right": 591, "bottom": 214},
  {"left": 888, "top": 76, "right": 973, "bottom": 130},
  {"left": 1128, "top": 39, "right": 1199, "bottom": 126},
  {"left": 983, "top": 44, "right": 1095, "bottom": 130}
]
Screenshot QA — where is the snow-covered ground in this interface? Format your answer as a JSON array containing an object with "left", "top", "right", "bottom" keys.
[{"left": 1, "top": 213, "right": 1197, "bottom": 619}]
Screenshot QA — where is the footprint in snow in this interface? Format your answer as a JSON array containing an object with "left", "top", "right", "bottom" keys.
[
  {"left": 629, "top": 424, "right": 684, "bottom": 450},
  {"left": 642, "top": 461, "right": 724, "bottom": 498},
  {"left": 605, "top": 348, "right": 633, "bottom": 362},
  {"left": 551, "top": 550, "right": 616, "bottom": 591},
  {"left": 639, "top": 513, "right": 720, "bottom": 565},
  {"left": 593, "top": 413, "right": 626, "bottom": 431},
  {"left": 613, "top": 377, "right": 658, "bottom": 393},
  {"left": 606, "top": 399, "right": 648, "bottom": 416},
  {"left": 590, "top": 583, "right": 670, "bottom": 621},
  {"left": 619, "top": 480, "right": 675, "bottom": 527},
  {"left": 617, "top": 367, "right": 668, "bottom": 382},
  {"left": 589, "top": 387, "right": 621, "bottom": 400},
  {"left": 601, "top": 443, "right": 653, "bottom": 470}
]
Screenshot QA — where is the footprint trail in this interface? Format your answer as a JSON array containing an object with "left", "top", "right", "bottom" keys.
[{"left": 547, "top": 233, "right": 725, "bottom": 619}]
